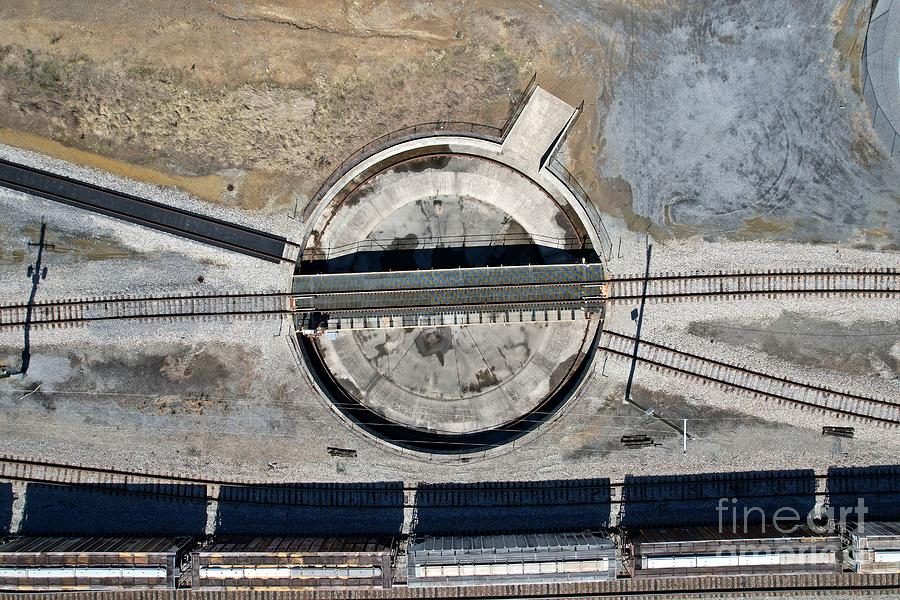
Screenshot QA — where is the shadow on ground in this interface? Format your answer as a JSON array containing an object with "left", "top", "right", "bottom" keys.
[
  {"left": 414, "top": 479, "right": 611, "bottom": 535},
  {"left": 20, "top": 483, "right": 207, "bottom": 536},
  {"left": 214, "top": 483, "right": 404, "bottom": 536},
  {"left": 299, "top": 244, "right": 598, "bottom": 274},
  {"left": 0, "top": 483, "right": 11, "bottom": 534},
  {"left": 620, "top": 469, "right": 817, "bottom": 529},
  {"left": 827, "top": 465, "right": 900, "bottom": 522}
]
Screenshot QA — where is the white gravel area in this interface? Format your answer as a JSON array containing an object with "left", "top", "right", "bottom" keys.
[
  {"left": 599, "top": 347, "right": 898, "bottom": 446},
  {"left": 0, "top": 317, "right": 309, "bottom": 472},
  {"left": 0, "top": 188, "right": 291, "bottom": 304},
  {"left": 593, "top": 235, "right": 899, "bottom": 453},
  {"left": 1, "top": 310, "right": 896, "bottom": 484},
  {"left": 603, "top": 232, "right": 900, "bottom": 277}
]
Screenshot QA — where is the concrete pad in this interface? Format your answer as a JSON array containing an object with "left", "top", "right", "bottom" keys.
[
  {"left": 311, "top": 155, "right": 579, "bottom": 253},
  {"left": 863, "top": 0, "right": 900, "bottom": 159},
  {"left": 296, "top": 88, "right": 603, "bottom": 443},
  {"left": 314, "top": 319, "right": 596, "bottom": 434}
]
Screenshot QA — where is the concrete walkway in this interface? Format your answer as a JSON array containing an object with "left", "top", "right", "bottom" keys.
[
  {"left": 0, "top": 158, "right": 292, "bottom": 262},
  {"left": 864, "top": 0, "right": 900, "bottom": 159}
]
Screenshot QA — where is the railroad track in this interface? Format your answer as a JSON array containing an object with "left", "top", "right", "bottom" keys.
[
  {"left": 604, "top": 268, "right": 899, "bottom": 302},
  {"left": 1, "top": 268, "right": 896, "bottom": 330},
  {"left": 295, "top": 298, "right": 601, "bottom": 316},
  {"left": 599, "top": 331, "right": 900, "bottom": 426},
  {"left": 295, "top": 282, "right": 598, "bottom": 311},
  {"left": 0, "top": 292, "right": 292, "bottom": 328},
  {"left": 3, "top": 574, "right": 892, "bottom": 599},
  {"left": 0, "top": 158, "right": 297, "bottom": 262}
]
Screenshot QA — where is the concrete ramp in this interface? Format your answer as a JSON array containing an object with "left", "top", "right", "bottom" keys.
[{"left": 501, "top": 87, "right": 578, "bottom": 174}]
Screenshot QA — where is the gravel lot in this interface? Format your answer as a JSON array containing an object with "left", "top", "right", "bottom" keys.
[{"left": 0, "top": 234, "right": 895, "bottom": 485}]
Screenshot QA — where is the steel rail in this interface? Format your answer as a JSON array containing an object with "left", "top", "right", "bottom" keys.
[
  {"left": 604, "top": 269, "right": 898, "bottom": 302},
  {"left": 2, "top": 270, "right": 893, "bottom": 310},
  {"left": 2, "top": 291, "right": 295, "bottom": 309},
  {"left": 0, "top": 309, "right": 290, "bottom": 328},
  {"left": 599, "top": 331, "right": 900, "bottom": 425},
  {"left": 607, "top": 268, "right": 897, "bottom": 282},
  {"left": 5, "top": 457, "right": 892, "bottom": 490},
  {"left": 294, "top": 277, "right": 602, "bottom": 296},
  {"left": 605, "top": 288, "right": 896, "bottom": 301},
  {"left": 298, "top": 295, "right": 602, "bottom": 313},
  {"left": 0, "top": 268, "right": 895, "bottom": 328},
  {"left": 1, "top": 574, "right": 895, "bottom": 598},
  {"left": 0, "top": 292, "right": 294, "bottom": 328}
]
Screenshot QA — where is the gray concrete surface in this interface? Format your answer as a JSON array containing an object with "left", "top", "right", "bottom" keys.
[
  {"left": 308, "top": 155, "right": 580, "bottom": 254},
  {"left": 300, "top": 87, "right": 608, "bottom": 259},
  {"left": 318, "top": 320, "right": 598, "bottom": 434},
  {"left": 1, "top": 222, "right": 896, "bottom": 481},
  {"left": 502, "top": 87, "right": 577, "bottom": 174},
  {"left": 550, "top": 0, "right": 900, "bottom": 248}
]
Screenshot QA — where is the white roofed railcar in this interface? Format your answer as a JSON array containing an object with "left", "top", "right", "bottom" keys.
[
  {"left": 407, "top": 531, "right": 617, "bottom": 587},
  {"left": 0, "top": 536, "right": 192, "bottom": 591},
  {"left": 191, "top": 536, "right": 394, "bottom": 590},
  {"left": 845, "top": 521, "right": 900, "bottom": 574},
  {"left": 630, "top": 525, "right": 841, "bottom": 578}
]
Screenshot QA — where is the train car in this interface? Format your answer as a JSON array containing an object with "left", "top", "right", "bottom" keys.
[
  {"left": 407, "top": 532, "right": 617, "bottom": 587},
  {"left": 844, "top": 521, "right": 900, "bottom": 573},
  {"left": 628, "top": 525, "right": 841, "bottom": 578},
  {"left": 0, "top": 536, "right": 192, "bottom": 591},
  {"left": 190, "top": 536, "right": 393, "bottom": 589}
]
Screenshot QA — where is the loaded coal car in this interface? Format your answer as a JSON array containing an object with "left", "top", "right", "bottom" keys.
[
  {"left": 844, "top": 521, "right": 900, "bottom": 573},
  {"left": 0, "top": 536, "right": 192, "bottom": 591},
  {"left": 627, "top": 525, "right": 841, "bottom": 578},
  {"left": 407, "top": 532, "right": 617, "bottom": 587},
  {"left": 191, "top": 536, "right": 394, "bottom": 589}
]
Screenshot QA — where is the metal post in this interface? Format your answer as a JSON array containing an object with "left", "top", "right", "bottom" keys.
[{"left": 683, "top": 419, "right": 687, "bottom": 454}]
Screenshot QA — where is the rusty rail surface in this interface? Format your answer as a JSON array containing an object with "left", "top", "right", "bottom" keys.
[
  {"left": 604, "top": 268, "right": 899, "bottom": 302},
  {"left": 0, "top": 292, "right": 292, "bottom": 329},
  {"left": 0, "top": 572, "right": 896, "bottom": 598},
  {"left": 599, "top": 330, "right": 900, "bottom": 426},
  {"left": 0, "top": 455, "right": 885, "bottom": 502},
  {"left": 1, "top": 269, "right": 895, "bottom": 329}
]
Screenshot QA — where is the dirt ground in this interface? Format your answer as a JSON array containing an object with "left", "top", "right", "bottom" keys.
[
  {"left": 1, "top": 0, "right": 894, "bottom": 247},
  {"left": 0, "top": 0, "right": 553, "bottom": 215}
]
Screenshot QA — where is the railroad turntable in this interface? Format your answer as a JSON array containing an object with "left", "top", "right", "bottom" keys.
[{"left": 290, "top": 85, "right": 609, "bottom": 453}]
